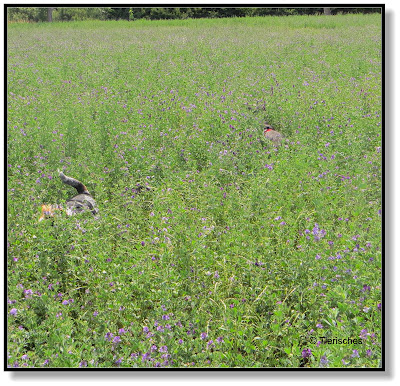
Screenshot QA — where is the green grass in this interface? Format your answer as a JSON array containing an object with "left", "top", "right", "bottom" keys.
[{"left": 7, "top": 14, "right": 382, "bottom": 368}]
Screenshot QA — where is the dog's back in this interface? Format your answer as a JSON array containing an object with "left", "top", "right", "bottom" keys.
[{"left": 66, "top": 193, "right": 97, "bottom": 214}]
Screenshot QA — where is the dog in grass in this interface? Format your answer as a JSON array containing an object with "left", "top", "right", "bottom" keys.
[{"left": 39, "top": 170, "right": 98, "bottom": 222}]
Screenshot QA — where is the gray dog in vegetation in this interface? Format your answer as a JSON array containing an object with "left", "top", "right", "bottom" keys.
[{"left": 59, "top": 170, "right": 98, "bottom": 215}]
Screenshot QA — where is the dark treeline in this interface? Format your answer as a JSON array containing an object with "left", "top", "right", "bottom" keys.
[{"left": 7, "top": 7, "right": 381, "bottom": 22}]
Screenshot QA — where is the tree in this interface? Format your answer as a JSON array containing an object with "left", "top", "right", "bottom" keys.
[
  {"left": 107, "top": 8, "right": 130, "bottom": 20},
  {"left": 47, "top": 7, "right": 56, "bottom": 22}
]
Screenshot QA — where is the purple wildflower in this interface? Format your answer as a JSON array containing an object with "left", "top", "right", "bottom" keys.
[
  {"left": 362, "top": 284, "right": 371, "bottom": 292},
  {"left": 351, "top": 349, "right": 360, "bottom": 358},
  {"left": 216, "top": 336, "right": 224, "bottom": 343},
  {"left": 319, "top": 355, "right": 329, "bottom": 367},
  {"left": 359, "top": 329, "right": 369, "bottom": 340},
  {"left": 301, "top": 348, "right": 312, "bottom": 358},
  {"left": 112, "top": 336, "right": 121, "bottom": 344},
  {"left": 312, "top": 223, "right": 326, "bottom": 241},
  {"left": 142, "top": 352, "right": 151, "bottom": 362}
]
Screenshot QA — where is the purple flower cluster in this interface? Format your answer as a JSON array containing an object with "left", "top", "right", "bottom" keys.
[{"left": 312, "top": 223, "right": 326, "bottom": 241}]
